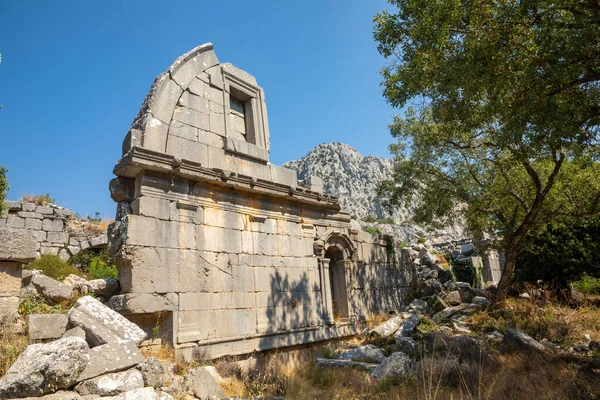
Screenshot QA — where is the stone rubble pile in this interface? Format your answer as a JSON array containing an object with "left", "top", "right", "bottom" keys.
[
  {"left": 0, "top": 290, "right": 227, "bottom": 399},
  {"left": 0, "top": 201, "right": 108, "bottom": 261},
  {"left": 315, "top": 243, "right": 600, "bottom": 381}
]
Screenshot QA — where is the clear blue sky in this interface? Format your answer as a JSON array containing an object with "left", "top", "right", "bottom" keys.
[{"left": 0, "top": 0, "right": 397, "bottom": 218}]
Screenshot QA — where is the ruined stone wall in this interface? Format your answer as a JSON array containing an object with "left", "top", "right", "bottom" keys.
[
  {"left": 108, "top": 43, "right": 413, "bottom": 359},
  {"left": 0, "top": 201, "right": 108, "bottom": 260}
]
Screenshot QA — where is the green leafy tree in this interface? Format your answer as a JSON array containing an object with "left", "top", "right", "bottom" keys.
[
  {"left": 374, "top": 1, "right": 600, "bottom": 294},
  {"left": 517, "top": 215, "right": 600, "bottom": 289},
  {"left": 0, "top": 167, "right": 7, "bottom": 214}
]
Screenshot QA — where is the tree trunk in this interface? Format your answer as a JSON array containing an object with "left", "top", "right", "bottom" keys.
[{"left": 497, "top": 242, "right": 520, "bottom": 295}]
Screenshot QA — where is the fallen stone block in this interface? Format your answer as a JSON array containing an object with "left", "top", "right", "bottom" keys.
[
  {"left": 336, "top": 344, "right": 386, "bottom": 363},
  {"left": 372, "top": 312, "right": 420, "bottom": 338},
  {"left": 432, "top": 303, "right": 480, "bottom": 324},
  {"left": 136, "top": 357, "right": 166, "bottom": 388},
  {"left": 85, "top": 278, "right": 120, "bottom": 296},
  {"left": 62, "top": 326, "right": 87, "bottom": 340},
  {"left": 442, "top": 291, "right": 462, "bottom": 306},
  {"left": 102, "top": 387, "right": 165, "bottom": 400},
  {"left": 315, "top": 358, "right": 378, "bottom": 372},
  {"left": 183, "top": 366, "right": 225, "bottom": 400},
  {"left": 68, "top": 296, "right": 147, "bottom": 346},
  {"left": 499, "top": 329, "right": 546, "bottom": 353},
  {"left": 392, "top": 313, "right": 421, "bottom": 338},
  {"left": 77, "top": 340, "right": 144, "bottom": 382},
  {"left": 31, "top": 274, "right": 74, "bottom": 305},
  {"left": 20, "top": 390, "right": 83, "bottom": 399},
  {"left": 407, "top": 299, "right": 432, "bottom": 316},
  {"left": 29, "top": 313, "right": 69, "bottom": 341},
  {"left": 75, "top": 369, "right": 144, "bottom": 397},
  {"left": 0, "top": 337, "right": 90, "bottom": 398},
  {"left": 371, "top": 352, "right": 414, "bottom": 381},
  {"left": 393, "top": 336, "right": 419, "bottom": 358}
]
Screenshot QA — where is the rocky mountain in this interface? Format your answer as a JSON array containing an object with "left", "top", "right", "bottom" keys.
[
  {"left": 283, "top": 142, "right": 466, "bottom": 244},
  {"left": 283, "top": 143, "right": 404, "bottom": 221}
]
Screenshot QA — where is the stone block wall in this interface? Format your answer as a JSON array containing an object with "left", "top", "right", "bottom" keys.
[
  {"left": 0, "top": 201, "right": 108, "bottom": 260},
  {"left": 109, "top": 43, "right": 413, "bottom": 360}
]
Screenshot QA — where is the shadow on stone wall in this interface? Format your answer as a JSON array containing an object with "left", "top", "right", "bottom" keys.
[{"left": 258, "top": 268, "right": 321, "bottom": 353}]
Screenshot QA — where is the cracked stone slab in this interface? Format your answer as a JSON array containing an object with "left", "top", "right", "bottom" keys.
[
  {"left": 68, "top": 296, "right": 147, "bottom": 347},
  {"left": 77, "top": 340, "right": 144, "bottom": 382}
]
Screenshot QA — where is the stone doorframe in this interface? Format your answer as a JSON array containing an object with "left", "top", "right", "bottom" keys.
[{"left": 314, "top": 231, "right": 357, "bottom": 325}]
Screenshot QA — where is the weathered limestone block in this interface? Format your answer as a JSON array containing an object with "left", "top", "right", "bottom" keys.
[
  {"left": 136, "top": 357, "right": 165, "bottom": 388},
  {"left": 197, "top": 225, "right": 242, "bottom": 253},
  {"left": 25, "top": 218, "right": 43, "bottom": 230},
  {"left": 0, "top": 337, "right": 90, "bottom": 398},
  {"left": 106, "top": 293, "right": 177, "bottom": 314},
  {"left": 100, "top": 387, "right": 161, "bottom": 400},
  {"left": 29, "top": 314, "right": 69, "bottom": 340},
  {"left": 36, "top": 206, "right": 53, "bottom": 215},
  {"left": 18, "top": 211, "right": 43, "bottom": 219},
  {"left": 336, "top": 344, "right": 386, "bottom": 363},
  {"left": 62, "top": 326, "right": 86, "bottom": 340},
  {"left": 77, "top": 340, "right": 144, "bottom": 382},
  {"left": 183, "top": 366, "right": 225, "bottom": 400},
  {"left": 42, "top": 218, "right": 64, "bottom": 232},
  {"left": 371, "top": 352, "right": 414, "bottom": 381},
  {"left": 117, "top": 247, "right": 180, "bottom": 294},
  {"left": 7, "top": 216, "right": 25, "bottom": 229},
  {"left": 131, "top": 197, "right": 170, "bottom": 220},
  {"left": 47, "top": 232, "right": 69, "bottom": 244},
  {"left": 109, "top": 178, "right": 135, "bottom": 203},
  {"left": 75, "top": 369, "right": 144, "bottom": 397},
  {"left": 0, "top": 227, "right": 37, "bottom": 263},
  {"left": 68, "top": 296, "right": 147, "bottom": 346},
  {"left": 0, "top": 262, "right": 23, "bottom": 297},
  {"left": 126, "top": 216, "right": 195, "bottom": 249},
  {"left": 32, "top": 274, "right": 74, "bottom": 305}
]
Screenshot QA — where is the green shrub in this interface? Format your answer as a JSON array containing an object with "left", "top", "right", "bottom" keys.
[
  {"left": 417, "top": 237, "right": 426, "bottom": 244},
  {"left": 18, "top": 294, "right": 52, "bottom": 315},
  {"left": 572, "top": 273, "right": 600, "bottom": 295},
  {"left": 364, "top": 227, "right": 382, "bottom": 235},
  {"left": 452, "top": 259, "right": 475, "bottom": 285},
  {"left": 362, "top": 215, "right": 377, "bottom": 223},
  {"left": 70, "top": 248, "right": 114, "bottom": 272},
  {"left": 26, "top": 255, "right": 83, "bottom": 281},
  {"left": 87, "top": 257, "right": 118, "bottom": 280}
]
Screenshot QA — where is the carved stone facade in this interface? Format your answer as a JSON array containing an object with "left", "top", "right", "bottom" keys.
[{"left": 109, "top": 43, "right": 414, "bottom": 359}]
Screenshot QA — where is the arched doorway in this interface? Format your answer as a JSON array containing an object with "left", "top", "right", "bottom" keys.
[
  {"left": 315, "top": 231, "right": 356, "bottom": 324},
  {"left": 325, "top": 246, "right": 349, "bottom": 320}
]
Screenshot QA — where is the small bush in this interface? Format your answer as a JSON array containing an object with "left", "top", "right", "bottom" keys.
[
  {"left": 87, "top": 258, "right": 118, "bottom": 280},
  {"left": 364, "top": 227, "right": 382, "bottom": 235},
  {"left": 26, "top": 255, "right": 83, "bottom": 281},
  {"left": 453, "top": 259, "right": 475, "bottom": 285},
  {"left": 20, "top": 193, "right": 55, "bottom": 205},
  {"left": 572, "top": 273, "right": 600, "bottom": 295},
  {"left": 362, "top": 215, "right": 377, "bottom": 223}
]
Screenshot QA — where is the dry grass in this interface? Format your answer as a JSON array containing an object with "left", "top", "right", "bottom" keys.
[
  {"left": 468, "top": 297, "right": 600, "bottom": 344},
  {"left": 82, "top": 218, "right": 111, "bottom": 235},
  {"left": 219, "top": 350, "right": 598, "bottom": 400},
  {"left": 0, "top": 314, "right": 28, "bottom": 377}
]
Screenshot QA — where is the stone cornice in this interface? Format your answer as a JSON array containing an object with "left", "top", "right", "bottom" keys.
[{"left": 113, "top": 146, "right": 348, "bottom": 215}]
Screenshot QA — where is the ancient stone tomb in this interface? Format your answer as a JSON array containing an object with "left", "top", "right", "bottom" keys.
[{"left": 108, "top": 43, "right": 413, "bottom": 359}]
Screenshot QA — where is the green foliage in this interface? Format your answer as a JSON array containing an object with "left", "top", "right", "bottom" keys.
[
  {"left": 453, "top": 260, "right": 476, "bottom": 286},
  {"left": 384, "top": 234, "right": 396, "bottom": 265},
  {"left": 70, "top": 248, "right": 114, "bottom": 271},
  {"left": 374, "top": 1, "right": 600, "bottom": 292},
  {"left": 364, "top": 227, "right": 381, "bottom": 235},
  {"left": 573, "top": 273, "right": 600, "bottom": 295},
  {"left": 87, "top": 257, "right": 118, "bottom": 280},
  {"left": 517, "top": 216, "right": 600, "bottom": 289},
  {"left": 26, "top": 255, "right": 83, "bottom": 281},
  {"left": 362, "top": 215, "right": 377, "bottom": 223},
  {"left": 0, "top": 167, "right": 7, "bottom": 215},
  {"left": 438, "top": 269, "right": 455, "bottom": 284},
  {"left": 18, "top": 294, "right": 51, "bottom": 315},
  {"left": 417, "top": 237, "right": 426, "bottom": 245}
]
